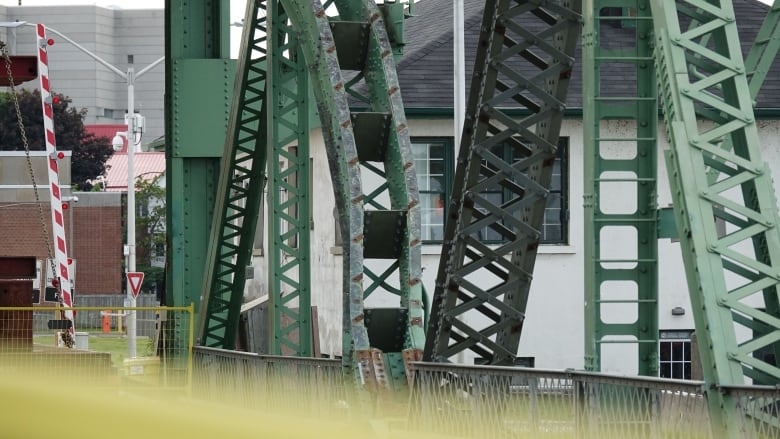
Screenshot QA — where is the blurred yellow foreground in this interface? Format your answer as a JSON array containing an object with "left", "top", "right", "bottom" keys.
[{"left": 0, "top": 368, "right": 445, "bottom": 439}]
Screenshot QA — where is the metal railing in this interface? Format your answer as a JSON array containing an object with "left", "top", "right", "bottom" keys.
[
  {"left": 408, "top": 363, "right": 711, "bottom": 438},
  {"left": 191, "top": 348, "right": 780, "bottom": 438},
  {"left": 0, "top": 305, "right": 193, "bottom": 389},
  {"left": 724, "top": 385, "right": 780, "bottom": 439},
  {"left": 192, "top": 346, "right": 348, "bottom": 415}
]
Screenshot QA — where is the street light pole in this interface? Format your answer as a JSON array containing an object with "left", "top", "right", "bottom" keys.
[{"left": 126, "top": 59, "right": 138, "bottom": 358}]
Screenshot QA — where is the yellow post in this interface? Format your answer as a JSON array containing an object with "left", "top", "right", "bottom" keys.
[
  {"left": 187, "top": 303, "right": 194, "bottom": 395},
  {"left": 118, "top": 309, "right": 123, "bottom": 334}
]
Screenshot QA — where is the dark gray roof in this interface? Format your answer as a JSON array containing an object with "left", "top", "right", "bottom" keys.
[{"left": 396, "top": 0, "right": 780, "bottom": 110}]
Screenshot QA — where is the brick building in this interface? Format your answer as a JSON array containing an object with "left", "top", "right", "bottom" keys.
[{"left": 0, "top": 152, "right": 122, "bottom": 299}]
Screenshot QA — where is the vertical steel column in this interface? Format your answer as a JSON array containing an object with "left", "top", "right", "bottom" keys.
[
  {"left": 167, "top": 0, "right": 232, "bottom": 346},
  {"left": 275, "top": 0, "right": 421, "bottom": 385},
  {"left": 268, "top": 0, "right": 313, "bottom": 356},
  {"left": 582, "top": 0, "right": 659, "bottom": 375},
  {"left": 329, "top": 0, "right": 424, "bottom": 386},
  {"left": 651, "top": 0, "right": 780, "bottom": 435},
  {"left": 197, "top": 0, "right": 269, "bottom": 348},
  {"left": 424, "top": 0, "right": 581, "bottom": 365}
]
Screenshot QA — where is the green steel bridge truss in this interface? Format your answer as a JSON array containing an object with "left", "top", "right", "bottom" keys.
[
  {"left": 423, "top": 0, "right": 582, "bottom": 365},
  {"left": 186, "top": 0, "right": 424, "bottom": 386},
  {"left": 582, "top": 0, "right": 660, "bottom": 376},
  {"left": 167, "top": 0, "right": 780, "bottom": 432},
  {"left": 651, "top": 0, "right": 780, "bottom": 435}
]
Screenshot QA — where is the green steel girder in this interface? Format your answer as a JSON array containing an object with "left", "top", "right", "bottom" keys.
[
  {"left": 745, "top": 0, "right": 780, "bottom": 99},
  {"left": 332, "top": 0, "right": 425, "bottom": 380},
  {"left": 651, "top": 0, "right": 780, "bottom": 436},
  {"left": 166, "top": 0, "right": 232, "bottom": 349},
  {"left": 686, "top": 0, "right": 780, "bottom": 105},
  {"left": 197, "top": 0, "right": 269, "bottom": 348},
  {"left": 700, "top": 0, "right": 780, "bottom": 187},
  {"left": 276, "top": 0, "right": 422, "bottom": 381},
  {"left": 424, "top": 0, "right": 582, "bottom": 365},
  {"left": 583, "top": 0, "right": 659, "bottom": 376},
  {"left": 268, "top": 0, "right": 313, "bottom": 357}
]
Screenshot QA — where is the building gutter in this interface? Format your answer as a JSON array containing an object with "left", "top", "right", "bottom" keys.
[{"left": 405, "top": 106, "right": 780, "bottom": 119}]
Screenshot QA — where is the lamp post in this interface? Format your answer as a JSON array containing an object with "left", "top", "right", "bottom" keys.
[
  {"left": 113, "top": 120, "right": 140, "bottom": 358},
  {"left": 0, "top": 21, "right": 163, "bottom": 358}
]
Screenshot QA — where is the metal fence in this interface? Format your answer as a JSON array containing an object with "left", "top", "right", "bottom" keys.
[
  {"left": 0, "top": 305, "right": 193, "bottom": 389},
  {"left": 70, "top": 294, "right": 160, "bottom": 336},
  {"left": 193, "top": 346, "right": 348, "bottom": 415},
  {"left": 725, "top": 385, "right": 780, "bottom": 439},
  {"left": 186, "top": 348, "right": 780, "bottom": 438},
  {"left": 408, "top": 363, "right": 712, "bottom": 438}
]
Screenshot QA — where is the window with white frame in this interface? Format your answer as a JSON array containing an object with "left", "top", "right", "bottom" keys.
[
  {"left": 659, "top": 330, "right": 693, "bottom": 379},
  {"left": 412, "top": 138, "right": 449, "bottom": 241},
  {"left": 411, "top": 137, "right": 569, "bottom": 244}
]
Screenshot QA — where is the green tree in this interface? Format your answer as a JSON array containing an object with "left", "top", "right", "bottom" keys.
[
  {"left": 134, "top": 174, "right": 166, "bottom": 293},
  {"left": 0, "top": 89, "right": 113, "bottom": 190}
]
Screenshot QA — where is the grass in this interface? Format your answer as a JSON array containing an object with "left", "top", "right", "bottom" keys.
[{"left": 33, "top": 332, "right": 155, "bottom": 368}]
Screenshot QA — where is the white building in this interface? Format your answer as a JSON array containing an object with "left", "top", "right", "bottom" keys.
[{"left": 244, "top": 0, "right": 780, "bottom": 378}]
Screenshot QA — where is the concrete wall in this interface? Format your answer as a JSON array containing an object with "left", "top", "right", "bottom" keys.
[{"left": 0, "top": 5, "right": 164, "bottom": 147}]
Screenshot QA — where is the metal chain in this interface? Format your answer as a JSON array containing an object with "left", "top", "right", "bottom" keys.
[{"left": 1, "top": 41, "right": 59, "bottom": 292}]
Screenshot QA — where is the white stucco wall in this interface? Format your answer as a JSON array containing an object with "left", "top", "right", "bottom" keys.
[{"left": 248, "top": 116, "right": 780, "bottom": 373}]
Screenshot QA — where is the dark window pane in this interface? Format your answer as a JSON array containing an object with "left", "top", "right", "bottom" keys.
[
  {"left": 672, "top": 362, "right": 683, "bottom": 379},
  {"left": 430, "top": 144, "right": 444, "bottom": 158},
  {"left": 660, "top": 363, "right": 671, "bottom": 379},
  {"left": 544, "top": 225, "right": 561, "bottom": 242},
  {"left": 660, "top": 342, "right": 671, "bottom": 361},
  {"left": 684, "top": 363, "right": 691, "bottom": 380},
  {"left": 429, "top": 160, "right": 445, "bottom": 176},
  {"left": 672, "top": 341, "right": 683, "bottom": 361}
]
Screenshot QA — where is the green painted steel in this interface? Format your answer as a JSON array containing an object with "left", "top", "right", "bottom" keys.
[
  {"left": 330, "top": 0, "right": 424, "bottom": 382},
  {"left": 651, "top": 0, "right": 780, "bottom": 435},
  {"left": 166, "top": 0, "right": 232, "bottom": 352},
  {"left": 582, "top": 0, "right": 659, "bottom": 376},
  {"left": 745, "top": 0, "right": 780, "bottom": 99},
  {"left": 273, "top": 0, "right": 422, "bottom": 381},
  {"left": 197, "top": 0, "right": 269, "bottom": 348},
  {"left": 424, "top": 0, "right": 581, "bottom": 365},
  {"left": 330, "top": 0, "right": 425, "bottom": 380},
  {"left": 268, "top": 0, "right": 313, "bottom": 356}
]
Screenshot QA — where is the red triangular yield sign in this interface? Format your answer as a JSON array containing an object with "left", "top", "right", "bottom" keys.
[{"left": 127, "top": 271, "right": 144, "bottom": 298}]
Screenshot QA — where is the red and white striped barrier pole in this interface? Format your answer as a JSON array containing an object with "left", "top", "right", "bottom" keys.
[{"left": 36, "top": 23, "right": 74, "bottom": 334}]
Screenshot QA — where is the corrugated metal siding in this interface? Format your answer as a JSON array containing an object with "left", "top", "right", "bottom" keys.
[{"left": 103, "top": 152, "right": 165, "bottom": 191}]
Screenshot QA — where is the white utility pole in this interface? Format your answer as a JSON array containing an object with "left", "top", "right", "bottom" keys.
[
  {"left": 454, "top": 0, "right": 466, "bottom": 148},
  {"left": 126, "top": 58, "right": 138, "bottom": 358},
  {"left": 454, "top": 0, "right": 467, "bottom": 365}
]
